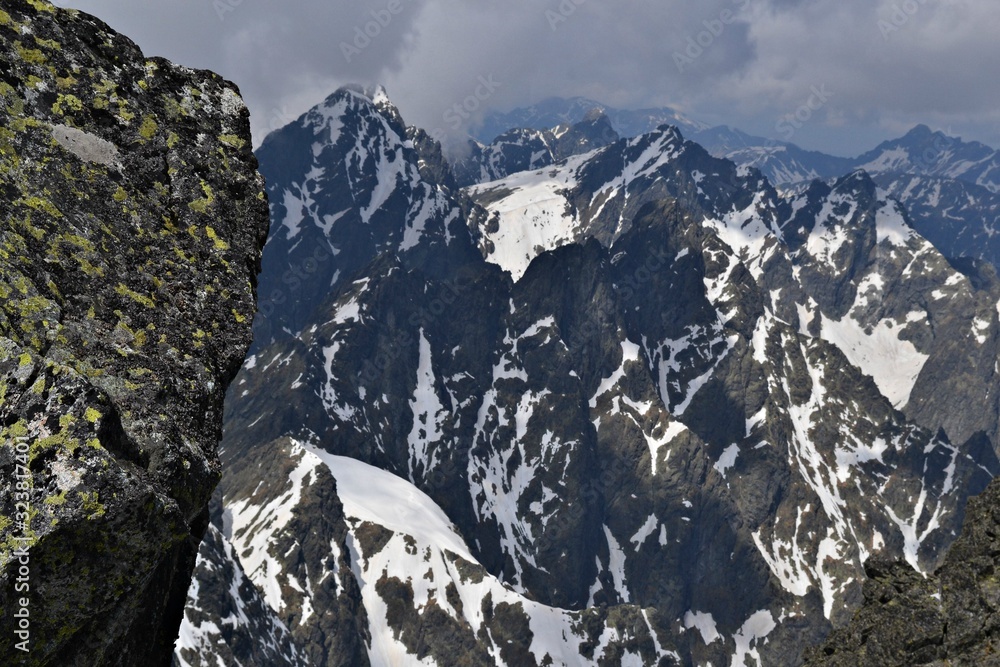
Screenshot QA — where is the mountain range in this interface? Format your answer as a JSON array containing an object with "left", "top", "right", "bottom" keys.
[
  {"left": 173, "top": 88, "right": 1000, "bottom": 666},
  {"left": 475, "top": 100, "right": 1000, "bottom": 275}
]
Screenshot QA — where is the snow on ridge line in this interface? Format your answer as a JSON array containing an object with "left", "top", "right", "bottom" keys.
[
  {"left": 228, "top": 447, "right": 319, "bottom": 614},
  {"left": 465, "top": 128, "right": 688, "bottom": 282},
  {"left": 299, "top": 443, "right": 682, "bottom": 665},
  {"left": 466, "top": 151, "right": 594, "bottom": 282},
  {"left": 303, "top": 442, "right": 475, "bottom": 562}
]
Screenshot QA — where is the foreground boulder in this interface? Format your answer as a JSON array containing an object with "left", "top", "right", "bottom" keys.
[
  {"left": 0, "top": 1, "right": 268, "bottom": 664},
  {"left": 805, "top": 475, "right": 1000, "bottom": 666}
]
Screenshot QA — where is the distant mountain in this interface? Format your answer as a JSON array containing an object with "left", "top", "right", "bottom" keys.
[
  {"left": 476, "top": 96, "right": 707, "bottom": 144},
  {"left": 178, "top": 89, "right": 1000, "bottom": 666},
  {"left": 694, "top": 124, "right": 1000, "bottom": 271},
  {"left": 690, "top": 125, "right": 854, "bottom": 188},
  {"left": 855, "top": 124, "right": 1000, "bottom": 193},
  {"left": 452, "top": 109, "right": 620, "bottom": 187},
  {"left": 870, "top": 173, "right": 1000, "bottom": 274}
]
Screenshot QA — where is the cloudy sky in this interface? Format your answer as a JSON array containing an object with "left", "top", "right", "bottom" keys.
[{"left": 51, "top": 0, "right": 1000, "bottom": 156}]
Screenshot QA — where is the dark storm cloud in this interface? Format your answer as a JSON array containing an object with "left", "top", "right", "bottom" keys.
[{"left": 51, "top": 0, "right": 1000, "bottom": 154}]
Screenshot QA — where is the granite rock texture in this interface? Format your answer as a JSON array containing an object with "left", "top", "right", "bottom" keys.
[{"left": 0, "top": 1, "right": 268, "bottom": 664}]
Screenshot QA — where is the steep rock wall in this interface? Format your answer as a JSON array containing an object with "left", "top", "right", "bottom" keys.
[{"left": 0, "top": 1, "right": 268, "bottom": 664}]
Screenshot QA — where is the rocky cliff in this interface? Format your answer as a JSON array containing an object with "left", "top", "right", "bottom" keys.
[
  {"left": 0, "top": 1, "right": 268, "bottom": 664},
  {"left": 805, "top": 474, "right": 1000, "bottom": 666}
]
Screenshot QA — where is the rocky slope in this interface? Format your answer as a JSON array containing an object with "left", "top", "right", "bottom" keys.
[
  {"left": 0, "top": 1, "right": 268, "bottom": 664},
  {"left": 178, "top": 87, "right": 1000, "bottom": 666},
  {"left": 697, "top": 124, "right": 1000, "bottom": 272},
  {"left": 804, "top": 474, "right": 1000, "bottom": 666},
  {"left": 451, "top": 109, "right": 620, "bottom": 188}
]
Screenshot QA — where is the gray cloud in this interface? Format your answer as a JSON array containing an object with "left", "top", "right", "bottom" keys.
[{"left": 52, "top": 0, "right": 1000, "bottom": 155}]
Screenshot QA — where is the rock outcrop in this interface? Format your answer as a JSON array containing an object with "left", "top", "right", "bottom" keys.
[
  {"left": 804, "top": 475, "right": 1000, "bottom": 666},
  {"left": 0, "top": 1, "right": 268, "bottom": 664}
]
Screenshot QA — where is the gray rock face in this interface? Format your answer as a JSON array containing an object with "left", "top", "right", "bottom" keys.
[
  {"left": 0, "top": 1, "right": 268, "bottom": 664},
  {"left": 451, "top": 110, "right": 620, "bottom": 188},
  {"left": 804, "top": 475, "right": 1000, "bottom": 666}
]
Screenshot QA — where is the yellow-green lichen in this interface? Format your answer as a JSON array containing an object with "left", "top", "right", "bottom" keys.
[
  {"left": 32, "top": 429, "right": 80, "bottom": 459},
  {"left": 18, "top": 195, "right": 63, "bottom": 218},
  {"left": 5, "top": 420, "right": 29, "bottom": 440},
  {"left": 84, "top": 407, "right": 101, "bottom": 424},
  {"left": 118, "top": 106, "right": 135, "bottom": 122},
  {"left": 187, "top": 181, "right": 215, "bottom": 214},
  {"left": 15, "top": 295, "right": 52, "bottom": 319},
  {"left": 139, "top": 115, "right": 157, "bottom": 140},
  {"left": 78, "top": 491, "right": 105, "bottom": 520},
  {"left": 52, "top": 93, "right": 84, "bottom": 116},
  {"left": 93, "top": 79, "right": 117, "bottom": 96},
  {"left": 26, "top": 0, "right": 56, "bottom": 13},
  {"left": 205, "top": 226, "right": 229, "bottom": 251},
  {"left": 115, "top": 282, "right": 155, "bottom": 308},
  {"left": 15, "top": 43, "right": 46, "bottom": 66},
  {"left": 44, "top": 490, "right": 68, "bottom": 507},
  {"left": 34, "top": 36, "right": 61, "bottom": 51},
  {"left": 219, "top": 134, "right": 246, "bottom": 150},
  {"left": 75, "top": 256, "right": 105, "bottom": 277}
]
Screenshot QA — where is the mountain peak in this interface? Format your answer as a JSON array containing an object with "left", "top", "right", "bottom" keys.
[
  {"left": 839, "top": 168, "right": 878, "bottom": 190},
  {"left": 904, "top": 123, "right": 934, "bottom": 138}
]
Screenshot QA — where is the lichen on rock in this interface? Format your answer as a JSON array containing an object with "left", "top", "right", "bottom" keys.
[{"left": 0, "top": 1, "right": 268, "bottom": 664}]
